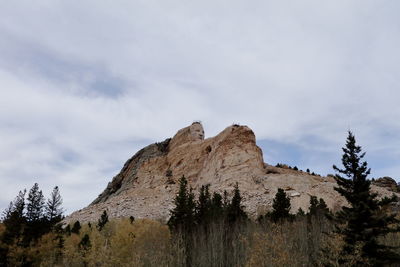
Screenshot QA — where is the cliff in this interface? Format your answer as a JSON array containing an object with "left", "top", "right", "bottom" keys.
[{"left": 65, "top": 122, "right": 397, "bottom": 223}]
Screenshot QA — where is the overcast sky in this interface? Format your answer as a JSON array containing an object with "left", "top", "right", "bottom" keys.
[{"left": 1, "top": 1, "right": 399, "bottom": 214}]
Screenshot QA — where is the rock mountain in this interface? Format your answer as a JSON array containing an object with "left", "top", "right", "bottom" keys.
[{"left": 65, "top": 122, "right": 397, "bottom": 223}]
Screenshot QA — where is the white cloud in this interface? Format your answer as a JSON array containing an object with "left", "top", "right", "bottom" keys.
[{"left": 0, "top": 0, "right": 399, "bottom": 213}]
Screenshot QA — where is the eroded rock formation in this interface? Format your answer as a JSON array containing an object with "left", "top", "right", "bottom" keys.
[
  {"left": 372, "top": 177, "right": 400, "bottom": 193},
  {"left": 65, "top": 122, "right": 398, "bottom": 223}
]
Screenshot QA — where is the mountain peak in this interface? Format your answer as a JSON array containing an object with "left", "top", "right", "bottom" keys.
[{"left": 65, "top": 123, "right": 397, "bottom": 223}]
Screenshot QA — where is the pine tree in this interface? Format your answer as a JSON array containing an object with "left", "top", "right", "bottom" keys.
[
  {"left": 1, "top": 202, "right": 13, "bottom": 221},
  {"left": 13, "top": 190, "right": 26, "bottom": 219},
  {"left": 309, "top": 196, "right": 319, "bottom": 215},
  {"left": 222, "top": 190, "right": 229, "bottom": 210},
  {"left": 317, "top": 198, "right": 329, "bottom": 214},
  {"left": 187, "top": 188, "right": 196, "bottom": 227},
  {"left": 23, "top": 183, "right": 46, "bottom": 244},
  {"left": 97, "top": 210, "right": 109, "bottom": 231},
  {"left": 296, "top": 207, "right": 306, "bottom": 217},
  {"left": 271, "top": 188, "right": 291, "bottom": 222},
  {"left": 210, "top": 192, "right": 224, "bottom": 221},
  {"left": 168, "top": 176, "right": 195, "bottom": 232},
  {"left": 45, "top": 186, "right": 64, "bottom": 223},
  {"left": 53, "top": 224, "right": 65, "bottom": 263},
  {"left": 1, "top": 190, "right": 26, "bottom": 244},
  {"left": 332, "top": 131, "right": 400, "bottom": 265},
  {"left": 26, "top": 183, "right": 45, "bottom": 223},
  {"left": 195, "top": 185, "right": 211, "bottom": 225},
  {"left": 227, "top": 183, "right": 247, "bottom": 224},
  {"left": 71, "top": 221, "right": 81, "bottom": 234},
  {"left": 168, "top": 176, "right": 196, "bottom": 267},
  {"left": 79, "top": 234, "right": 91, "bottom": 250}
]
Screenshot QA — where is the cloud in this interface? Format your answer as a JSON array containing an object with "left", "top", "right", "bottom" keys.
[{"left": 0, "top": 0, "right": 399, "bottom": 213}]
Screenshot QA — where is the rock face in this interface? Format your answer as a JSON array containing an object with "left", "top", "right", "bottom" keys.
[
  {"left": 373, "top": 177, "right": 400, "bottom": 193},
  {"left": 65, "top": 122, "right": 398, "bottom": 224}
]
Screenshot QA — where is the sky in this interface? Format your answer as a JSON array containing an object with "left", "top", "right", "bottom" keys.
[{"left": 1, "top": 1, "right": 399, "bottom": 214}]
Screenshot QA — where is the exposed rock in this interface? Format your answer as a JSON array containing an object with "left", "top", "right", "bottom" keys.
[
  {"left": 91, "top": 138, "right": 171, "bottom": 204},
  {"left": 290, "top": 192, "right": 301, "bottom": 197},
  {"left": 64, "top": 123, "right": 399, "bottom": 224},
  {"left": 373, "top": 177, "right": 400, "bottom": 193}
]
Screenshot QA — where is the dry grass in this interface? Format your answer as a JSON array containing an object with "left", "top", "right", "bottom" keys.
[{"left": 2, "top": 216, "right": 399, "bottom": 266}]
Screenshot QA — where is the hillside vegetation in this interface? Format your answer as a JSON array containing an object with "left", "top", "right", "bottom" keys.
[{"left": 1, "top": 132, "right": 399, "bottom": 266}]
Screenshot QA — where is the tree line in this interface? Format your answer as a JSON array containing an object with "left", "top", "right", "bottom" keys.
[
  {"left": 167, "top": 131, "right": 400, "bottom": 266},
  {"left": 1, "top": 184, "right": 64, "bottom": 265},
  {"left": 0, "top": 131, "right": 399, "bottom": 266}
]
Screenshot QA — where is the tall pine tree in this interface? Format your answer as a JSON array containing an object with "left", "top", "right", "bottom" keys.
[
  {"left": 26, "top": 183, "right": 45, "bottom": 223},
  {"left": 333, "top": 131, "right": 400, "bottom": 265},
  {"left": 195, "top": 184, "right": 211, "bottom": 225},
  {"left": 168, "top": 176, "right": 196, "bottom": 267},
  {"left": 210, "top": 192, "right": 224, "bottom": 221},
  {"left": 309, "top": 196, "right": 329, "bottom": 216},
  {"left": 227, "top": 183, "right": 247, "bottom": 224},
  {"left": 1, "top": 190, "right": 26, "bottom": 245},
  {"left": 23, "top": 183, "right": 47, "bottom": 245},
  {"left": 97, "top": 210, "right": 109, "bottom": 231},
  {"left": 168, "top": 176, "right": 195, "bottom": 232},
  {"left": 271, "top": 188, "right": 291, "bottom": 222},
  {"left": 45, "top": 186, "right": 64, "bottom": 223}
]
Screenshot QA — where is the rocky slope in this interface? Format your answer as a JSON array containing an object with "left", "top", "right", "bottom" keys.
[{"left": 65, "top": 122, "right": 398, "bottom": 224}]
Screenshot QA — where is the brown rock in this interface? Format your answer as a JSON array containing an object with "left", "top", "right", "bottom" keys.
[
  {"left": 64, "top": 123, "right": 399, "bottom": 224},
  {"left": 373, "top": 177, "right": 400, "bottom": 193}
]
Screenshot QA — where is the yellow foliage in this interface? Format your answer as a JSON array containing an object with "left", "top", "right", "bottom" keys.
[
  {"left": 246, "top": 226, "right": 292, "bottom": 267},
  {"left": 108, "top": 219, "right": 171, "bottom": 266},
  {"left": 63, "top": 232, "right": 86, "bottom": 266},
  {"left": 60, "top": 218, "right": 171, "bottom": 267},
  {"left": 2, "top": 216, "right": 397, "bottom": 266}
]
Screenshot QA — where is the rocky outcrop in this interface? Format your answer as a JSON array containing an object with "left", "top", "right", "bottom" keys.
[
  {"left": 65, "top": 123, "right": 399, "bottom": 224},
  {"left": 91, "top": 138, "right": 171, "bottom": 204},
  {"left": 373, "top": 177, "right": 400, "bottom": 193}
]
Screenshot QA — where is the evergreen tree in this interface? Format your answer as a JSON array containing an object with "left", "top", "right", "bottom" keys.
[
  {"left": 332, "top": 131, "right": 400, "bottom": 265},
  {"left": 13, "top": 190, "right": 26, "bottom": 219},
  {"left": 79, "top": 234, "right": 91, "bottom": 250},
  {"left": 227, "top": 183, "right": 247, "bottom": 224},
  {"left": 317, "top": 198, "right": 329, "bottom": 214},
  {"left": 168, "top": 176, "right": 196, "bottom": 267},
  {"left": 210, "top": 192, "right": 224, "bottom": 221},
  {"left": 222, "top": 190, "right": 229, "bottom": 210},
  {"left": 1, "top": 190, "right": 26, "bottom": 244},
  {"left": 309, "top": 196, "right": 319, "bottom": 215},
  {"left": 53, "top": 224, "right": 65, "bottom": 263},
  {"left": 97, "top": 210, "right": 109, "bottom": 231},
  {"left": 296, "top": 207, "right": 306, "bottom": 217},
  {"left": 71, "top": 221, "right": 81, "bottom": 234},
  {"left": 168, "top": 176, "right": 195, "bottom": 232},
  {"left": 271, "top": 188, "right": 291, "bottom": 222},
  {"left": 1, "top": 202, "right": 13, "bottom": 221},
  {"left": 187, "top": 187, "right": 196, "bottom": 226},
  {"left": 45, "top": 186, "right": 64, "bottom": 223},
  {"left": 195, "top": 185, "right": 211, "bottom": 225},
  {"left": 23, "top": 183, "right": 47, "bottom": 244},
  {"left": 26, "top": 183, "right": 45, "bottom": 223}
]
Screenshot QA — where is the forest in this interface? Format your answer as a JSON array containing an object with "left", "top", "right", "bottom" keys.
[{"left": 1, "top": 133, "right": 399, "bottom": 267}]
